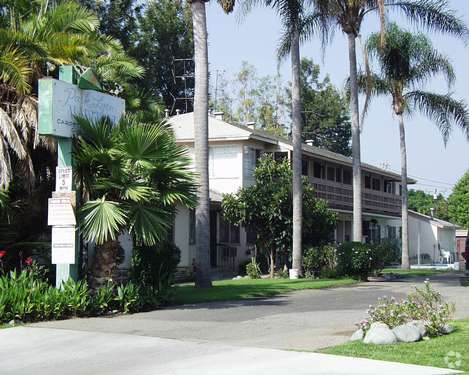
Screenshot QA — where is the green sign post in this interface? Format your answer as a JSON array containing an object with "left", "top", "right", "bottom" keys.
[{"left": 38, "top": 65, "right": 125, "bottom": 288}]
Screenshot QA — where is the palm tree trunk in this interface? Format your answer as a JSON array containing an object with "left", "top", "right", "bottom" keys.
[
  {"left": 191, "top": 0, "right": 212, "bottom": 288},
  {"left": 347, "top": 32, "right": 363, "bottom": 242},
  {"left": 398, "top": 113, "right": 410, "bottom": 269},
  {"left": 291, "top": 24, "right": 303, "bottom": 278}
]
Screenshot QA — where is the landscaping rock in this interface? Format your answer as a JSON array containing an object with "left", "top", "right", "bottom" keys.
[
  {"left": 392, "top": 323, "right": 422, "bottom": 343},
  {"left": 8, "top": 319, "right": 15, "bottom": 326},
  {"left": 409, "top": 320, "right": 427, "bottom": 337},
  {"left": 364, "top": 323, "right": 397, "bottom": 345},
  {"left": 441, "top": 324, "right": 454, "bottom": 334},
  {"left": 350, "top": 328, "right": 364, "bottom": 341}
]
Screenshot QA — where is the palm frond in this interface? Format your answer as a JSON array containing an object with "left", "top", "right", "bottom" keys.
[
  {"left": 404, "top": 90, "right": 469, "bottom": 144},
  {"left": 79, "top": 197, "right": 127, "bottom": 245},
  {"left": 126, "top": 202, "right": 170, "bottom": 246},
  {"left": 0, "top": 46, "right": 31, "bottom": 93},
  {"left": 385, "top": 0, "right": 469, "bottom": 39}
]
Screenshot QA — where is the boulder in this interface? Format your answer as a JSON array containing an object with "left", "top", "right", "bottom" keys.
[
  {"left": 393, "top": 323, "right": 422, "bottom": 343},
  {"left": 364, "top": 323, "right": 397, "bottom": 345},
  {"left": 441, "top": 324, "right": 454, "bottom": 334},
  {"left": 409, "top": 320, "right": 427, "bottom": 337},
  {"left": 350, "top": 328, "right": 364, "bottom": 342}
]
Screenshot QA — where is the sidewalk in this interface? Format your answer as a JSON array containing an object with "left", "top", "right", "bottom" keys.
[{"left": 0, "top": 327, "right": 460, "bottom": 375}]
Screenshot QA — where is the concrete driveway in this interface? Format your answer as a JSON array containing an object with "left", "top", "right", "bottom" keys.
[{"left": 1, "top": 273, "right": 467, "bottom": 374}]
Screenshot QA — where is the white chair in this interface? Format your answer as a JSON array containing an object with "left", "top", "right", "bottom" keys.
[{"left": 440, "top": 249, "right": 451, "bottom": 264}]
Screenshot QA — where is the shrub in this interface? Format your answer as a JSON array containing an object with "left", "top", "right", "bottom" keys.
[
  {"left": 246, "top": 258, "right": 261, "bottom": 279},
  {"left": 130, "top": 241, "right": 181, "bottom": 306},
  {"left": 116, "top": 283, "right": 140, "bottom": 314},
  {"left": 361, "top": 281, "right": 455, "bottom": 337},
  {"left": 303, "top": 245, "right": 337, "bottom": 278},
  {"left": 90, "top": 281, "right": 115, "bottom": 315},
  {"left": 337, "top": 242, "right": 386, "bottom": 280}
]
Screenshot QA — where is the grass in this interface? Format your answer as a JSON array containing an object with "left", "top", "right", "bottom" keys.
[
  {"left": 381, "top": 268, "right": 452, "bottom": 278},
  {"left": 322, "top": 319, "right": 469, "bottom": 374},
  {"left": 172, "top": 277, "right": 358, "bottom": 305}
]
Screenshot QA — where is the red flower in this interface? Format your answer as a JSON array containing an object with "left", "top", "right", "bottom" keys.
[
  {"left": 24, "top": 257, "right": 33, "bottom": 266},
  {"left": 0, "top": 250, "right": 6, "bottom": 259}
]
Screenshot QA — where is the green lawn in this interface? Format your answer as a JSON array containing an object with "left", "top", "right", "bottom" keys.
[
  {"left": 172, "top": 277, "right": 358, "bottom": 305},
  {"left": 322, "top": 319, "right": 469, "bottom": 374},
  {"left": 381, "top": 268, "right": 453, "bottom": 278}
]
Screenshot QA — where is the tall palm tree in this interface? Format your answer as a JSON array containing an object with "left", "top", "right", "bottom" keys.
[
  {"left": 360, "top": 24, "right": 469, "bottom": 268},
  {"left": 311, "top": 0, "right": 468, "bottom": 242},
  {"left": 74, "top": 115, "right": 196, "bottom": 287},
  {"left": 189, "top": 0, "right": 235, "bottom": 288},
  {"left": 242, "top": 0, "right": 311, "bottom": 278}
]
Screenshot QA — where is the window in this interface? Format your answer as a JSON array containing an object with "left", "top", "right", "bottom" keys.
[
  {"left": 255, "top": 149, "right": 262, "bottom": 166},
  {"left": 219, "top": 216, "right": 240, "bottom": 244},
  {"left": 388, "top": 226, "right": 397, "bottom": 239},
  {"left": 365, "top": 175, "right": 371, "bottom": 189},
  {"left": 327, "top": 166, "right": 335, "bottom": 181},
  {"left": 343, "top": 169, "right": 352, "bottom": 184},
  {"left": 189, "top": 209, "right": 196, "bottom": 245},
  {"left": 336, "top": 167, "right": 342, "bottom": 183},
  {"left": 384, "top": 180, "right": 395, "bottom": 194},
  {"left": 302, "top": 159, "right": 309, "bottom": 176},
  {"left": 313, "top": 162, "right": 324, "bottom": 179},
  {"left": 372, "top": 178, "right": 381, "bottom": 191},
  {"left": 274, "top": 151, "right": 288, "bottom": 162}
]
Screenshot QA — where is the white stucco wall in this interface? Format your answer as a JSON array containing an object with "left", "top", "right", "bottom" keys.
[{"left": 174, "top": 206, "right": 192, "bottom": 268}]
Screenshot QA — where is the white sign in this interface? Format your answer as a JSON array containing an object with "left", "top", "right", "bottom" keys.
[
  {"left": 56, "top": 167, "right": 72, "bottom": 192},
  {"left": 48, "top": 198, "right": 76, "bottom": 226},
  {"left": 40, "top": 78, "right": 125, "bottom": 138},
  {"left": 52, "top": 226, "right": 76, "bottom": 264}
]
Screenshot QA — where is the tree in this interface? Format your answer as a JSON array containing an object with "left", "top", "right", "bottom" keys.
[
  {"left": 73, "top": 115, "right": 196, "bottom": 288},
  {"left": 448, "top": 172, "right": 469, "bottom": 229},
  {"left": 222, "top": 154, "right": 336, "bottom": 277},
  {"left": 189, "top": 0, "right": 235, "bottom": 288},
  {"left": 300, "top": 58, "right": 351, "bottom": 156},
  {"left": 310, "top": 0, "right": 468, "bottom": 243},
  {"left": 361, "top": 24, "right": 469, "bottom": 268},
  {"left": 408, "top": 189, "right": 449, "bottom": 221},
  {"left": 242, "top": 0, "right": 307, "bottom": 278}
]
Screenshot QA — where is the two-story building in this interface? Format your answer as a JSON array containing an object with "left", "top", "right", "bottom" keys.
[{"left": 168, "top": 112, "right": 415, "bottom": 277}]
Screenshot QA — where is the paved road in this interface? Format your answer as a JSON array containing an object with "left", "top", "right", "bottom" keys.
[
  {"left": 34, "top": 273, "right": 469, "bottom": 350},
  {"left": 0, "top": 327, "right": 460, "bottom": 375}
]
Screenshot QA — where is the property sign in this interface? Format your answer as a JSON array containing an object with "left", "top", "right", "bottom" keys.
[
  {"left": 48, "top": 198, "right": 76, "bottom": 226},
  {"left": 38, "top": 78, "right": 125, "bottom": 138},
  {"left": 55, "top": 166, "right": 72, "bottom": 192},
  {"left": 52, "top": 226, "right": 76, "bottom": 264}
]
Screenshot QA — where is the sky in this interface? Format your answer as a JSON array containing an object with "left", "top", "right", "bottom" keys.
[{"left": 204, "top": 0, "right": 469, "bottom": 195}]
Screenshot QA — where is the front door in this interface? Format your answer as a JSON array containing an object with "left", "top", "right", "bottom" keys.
[{"left": 210, "top": 210, "right": 218, "bottom": 268}]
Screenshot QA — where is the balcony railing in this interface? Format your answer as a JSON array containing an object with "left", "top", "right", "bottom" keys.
[{"left": 310, "top": 177, "right": 401, "bottom": 216}]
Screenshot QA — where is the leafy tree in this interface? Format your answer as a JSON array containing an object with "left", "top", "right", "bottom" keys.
[
  {"left": 361, "top": 23, "right": 469, "bottom": 268},
  {"left": 300, "top": 58, "right": 351, "bottom": 156},
  {"left": 448, "top": 173, "right": 469, "bottom": 229},
  {"left": 73, "top": 115, "right": 196, "bottom": 287},
  {"left": 222, "top": 155, "right": 336, "bottom": 278},
  {"left": 408, "top": 190, "right": 449, "bottom": 221}
]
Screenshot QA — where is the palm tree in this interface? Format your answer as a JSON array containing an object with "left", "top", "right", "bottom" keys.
[
  {"left": 311, "top": 0, "right": 468, "bottom": 242},
  {"left": 241, "top": 0, "right": 311, "bottom": 278},
  {"left": 73, "top": 115, "right": 196, "bottom": 288},
  {"left": 360, "top": 24, "right": 469, "bottom": 268},
  {"left": 0, "top": 0, "right": 144, "bottom": 189},
  {"left": 189, "top": 0, "right": 235, "bottom": 288}
]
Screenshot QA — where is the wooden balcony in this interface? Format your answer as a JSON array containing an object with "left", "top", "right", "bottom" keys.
[{"left": 310, "top": 177, "right": 401, "bottom": 217}]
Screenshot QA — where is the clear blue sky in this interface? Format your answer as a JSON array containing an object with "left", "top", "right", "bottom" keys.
[{"left": 204, "top": 0, "right": 469, "bottom": 195}]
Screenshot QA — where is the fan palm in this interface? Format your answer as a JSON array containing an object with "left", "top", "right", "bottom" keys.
[
  {"left": 188, "top": 0, "right": 235, "bottom": 288},
  {"left": 309, "top": 0, "right": 468, "bottom": 242},
  {"left": 73, "top": 115, "right": 196, "bottom": 287},
  {"left": 241, "top": 0, "right": 316, "bottom": 277},
  {"left": 360, "top": 24, "right": 469, "bottom": 268}
]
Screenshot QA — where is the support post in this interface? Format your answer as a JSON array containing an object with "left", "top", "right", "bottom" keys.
[{"left": 55, "top": 66, "right": 79, "bottom": 288}]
